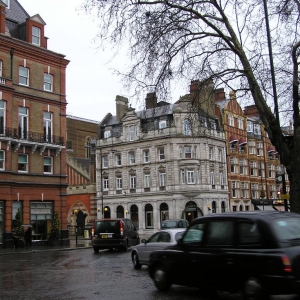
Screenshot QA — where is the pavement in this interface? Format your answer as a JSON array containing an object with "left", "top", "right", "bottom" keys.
[{"left": 0, "top": 236, "right": 92, "bottom": 255}]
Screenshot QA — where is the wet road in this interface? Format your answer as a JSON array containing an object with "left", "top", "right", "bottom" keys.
[{"left": 0, "top": 248, "right": 297, "bottom": 300}]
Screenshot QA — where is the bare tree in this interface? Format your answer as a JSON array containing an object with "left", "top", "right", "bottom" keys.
[{"left": 82, "top": 0, "right": 300, "bottom": 212}]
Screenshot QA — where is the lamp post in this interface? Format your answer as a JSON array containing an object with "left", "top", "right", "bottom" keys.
[{"left": 262, "top": 0, "right": 288, "bottom": 211}]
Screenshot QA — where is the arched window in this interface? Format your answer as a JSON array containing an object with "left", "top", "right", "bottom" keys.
[
  {"left": 85, "top": 137, "right": 92, "bottom": 159},
  {"left": 221, "top": 201, "right": 226, "bottom": 213},
  {"left": 130, "top": 205, "right": 139, "bottom": 229},
  {"left": 183, "top": 119, "right": 192, "bottom": 135},
  {"left": 212, "top": 201, "right": 216, "bottom": 213},
  {"left": 116, "top": 205, "right": 124, "bottom": 218},
  {"left": 160, "top": 203, "right": 169, "bottom": 223},
  {"left": 145, "top": 204, "right": 153, "bottom": 228}
]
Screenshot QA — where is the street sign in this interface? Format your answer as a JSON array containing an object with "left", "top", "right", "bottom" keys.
[{"left": 280, "top": 194, "right": 290, "bottom": 200}]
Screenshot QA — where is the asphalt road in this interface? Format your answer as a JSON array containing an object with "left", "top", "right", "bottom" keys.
[{"left": 0, "top": 248, "right": 298, "bottom": 300}]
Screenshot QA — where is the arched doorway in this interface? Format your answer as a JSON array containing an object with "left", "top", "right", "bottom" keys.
[
  {"left": 160, "top": 203, "right": 169, "bottom": 224},
  {"left": 145, "top": 204, "right": 153, "bottom": 229},
  {"left": 182, "top": 201, "right": 202, "bottom": 223},
  {"left": 130, "top": 204, "right": 139, "bottom": 229},
  {"left": 104, "top": 206, "right": 111, "bottom": 218},
  {"left": 117, "top": 205, "right": 124, "bottom": 218},
  {"left": 221, "top": 201, "right": 226, "bottom": 213}
]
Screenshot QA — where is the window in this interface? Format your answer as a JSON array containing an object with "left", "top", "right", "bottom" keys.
[
  {"left": 210, "top": 171, "right": 215, "bottom": 185},
  {"left": 218, "top": 149, "right": 222, "bottom": 162},
  {"left": 184, "top": 146, "right": 192, "bottom": 158},
  {"left": 18, "top": 154, "right": 28, "bottom": 172},
  {"left": 221, "top": 201, "right": 226, "bottom": 213},
  {"left": 104, "top": 130, "right": 111, "bottom": 138},
  {"left": 230, "top": 157, "right": 235, "bottom": 173},
  {"left": 145, "top": 204, "right": 153, "bottom": 228},
  {"left": 18, "top": 107, "right": 28, "bottom": 139},
  {"left": 212, "top": 201, "right": 216, "bottom": 213},
  {"left": 241, "top": 182, "right": 248, "bottom": 198},
  {"left": 250, "top": 161, "right": 255, "bottom": 176},
  {"left": 187, "top": 170, "right": 194, "bottom": 184},
  {"left": 130, "top": 175, "right": 136, "bottom": 189},
  {"left": 159, "top": 120, "right": 167, "bottom": 129},
  {"left": 251, "top": 183, "right": 258, "bottom": 199},
  {"left": 43, "top": 112, "right": 52, "bottom": 143},
  {"left": 144, "top": 150, "right": 150, "bottom": 163},
  {"left": 206, "top": 221, "right": 234, "bottom": 246},
  {"left": 0, "top": 100, "right": 5, "bottom": 135},
  {"left": 129, "top": 152, "right": 135, "bottom": 164},
  {"left": 248, "top": 141, "right": 255, "bottom": 154},
  {"left": 0, "top": 150, "right": 4, "bottom": 170},
  {"left": 247, "top": 121, "right": 253, "bottom": 132},
  {"left": 209, "top": 147, "right": 213, "bottom": 160},
  {"left": 182, "top": 223, "right": 204, "bottom": 244},
  {"left": 129, "top": 125, "right": 136, "bottom": 141},
  {"left": 159, "top": 172, "right": 166, "bottom": 187},
  {"left": 3, "top": 0, "right": 10, "bottom": 9},
  {"left": 240, "top": 159, "right": 245, "bottom": 175},
  {"left": 268, "top": 164, "right": 274, "bottom": 178},
  {"left": 0, "top": 60, "right": 2, "bottom": 77},
  {"left": 32, "top": 26, "right": 41, "bottom": 46},
  {"left": 232, "top": 181, "right": 238, "bottom": 198},
  {"left": 193, "top": 146, "right": 197, "bottom": 158},
  {"left": 228, "top": 114, "right": 234, "bottom": 126},
  {"left": 258, "top": 162, "right": 264, "bottom": 177},
  {"left": 256, "top": 142, "right": 263, "bottom": 156},
  {"left": 179, "top": 146, "right": 183, "bottom": 158},
  {"left": 180, "top": 169, "right": 185, "bottom": 184},
  {"left": 102, "top": 155, "right": 108, "bottom": 168},
  {"left": 116, "top": 154, "right": 121, "bottom": 166},
  {"left": 19, "top": 66, "right": 29, "bottom": 86},
  {"left": 158, "top": 148, "right": 165, "bottom": 161},
  {"left": 254, "top": 123, "right": 261, "bottom": 135},
  {"left": 238, "top": 222, "right": 262, "bottom": 247},
  {"left": 43, "top": 73, "right": 53, "bottom": 91},
  {"left": 144, "top": 174, "right": 150, "bottom": 188},
  {"left": 238, "top": 117, "right": 243, "bottom": 129},
  {"left": 183, "top": 119, "right": 192, "bottom": 135},
  {"left": 116, "top": 177, "right": 122, "bottom": 189},
  {"left": 103, "top": 178, "right": 109, "bottom": 190},
  {"left": 219, "top": 171, "right": 224, "bottom": 186},
  {"left": 43, "top": 157, "right": 52, "bottom": 173}
]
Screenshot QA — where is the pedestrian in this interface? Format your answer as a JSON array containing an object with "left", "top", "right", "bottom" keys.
[{"left": 25, "top": 227, "right": 32, "bottom": 249}]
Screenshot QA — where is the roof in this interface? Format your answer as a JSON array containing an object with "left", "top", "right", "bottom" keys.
[{"left": 5, "top": 0, "right": 29, "bottom": 24}]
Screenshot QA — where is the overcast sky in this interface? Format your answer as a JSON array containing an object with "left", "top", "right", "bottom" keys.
[{"left": 19, "top": 0, "right": 132, "bottom": 122}]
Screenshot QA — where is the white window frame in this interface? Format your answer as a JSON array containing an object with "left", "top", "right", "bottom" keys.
[
  {"left": 0, "top": 100, "right": 5, "bottom": 135},
  {"left": 247, "top": 121, "right": 253, "bottom": 132},
  {"left": 232, "top": 181, "right": 238, "bottom": 198},
  {"left": 158, "top": 148, "right": 165, "bottom": 161},
  {"left": 103, "top": 178, "right": 109, "bottom": 190},
  {"left": 187, "top": 170, "right": 195, "bottom": 184},
  {"left": 129, "top": 152, "right": 135, "bottom": 165},
  {"left": 218, "top": 149, "right": 222, "bottom": 162},
  {"left": 183, "top": 119, "right": 192, "bottom": 135},
  {"left": 159, "top": 172, "right": 166, "bottom": 187},
  {"left": 144, "top": 150, "right": 150, "bottom": 163},
  {"left": 144, "top": 174, "right": 150, "bottom": 188},
  {"left": 209, "top": 147, "right": 213, "bottom": 160},
  {"left": 19, "top": 66, "right": 29, "bottom": 86},
  {"left": 43, "top": 112, "right": 52, "bottom": 143},
  {"left": 32, "top": 26, "right": 41, "bottom": 46},
  {"left": 238, "top": 117, "right": 243, "bottom": 129},
  {"left": 230, "top": 157, "right": 235, "bottom": 173},
  {"left": 159, "top": 120, "right": 167, "bottom": 129},
  {"left": 18, "top": 107, "right": 28, "bottom": 139},
  {"left": 103, "top": 155, "right": 108, "bottom": 168},
  {"left": 130, "top": 175, "right": 136, "bottom": 189},
  {"left": 129, "top": 125, "right": 135, "bottom": 141},
  {"left": 104, "top": 130, "right": 111, "bottom": 138},
  {"left": 18, "top": 154, "right": 28, "bottom": 172},
  {"left": 210, "top": 171, "right": 215, "bottom": 185},
  {"left": 43, "top": 156, "right": 53, "bottom": 174},
  {"left": 184, "top": 146, "right": 192, "bottom": 158},
  {"left": 219, "top": 171, "right": 224, "bottom": 186},
  {"left": 116, "top": 154, "right": 121, "bottom": 166},
  {"left": 116, "top": 177, "right": 122, "bottom": 189},
  {"left": 228, "top": 114, "right": 234, "bottom": 126},
  {"left": 193, "top": 146, "right": 197, "bottom": 158},
  {"left": 43, "top": 73, "right": 53, "bottom": 91},
  {"left": 0, "top": 150, "right": 5, "bottom": 170}
]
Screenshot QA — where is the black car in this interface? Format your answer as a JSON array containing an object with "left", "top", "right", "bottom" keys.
[
  {"left": 149, "top": 211, "right": 300, "bottom": 300},
  {"left": 92, "top": 218, "right": 139, "bottom": 252}
]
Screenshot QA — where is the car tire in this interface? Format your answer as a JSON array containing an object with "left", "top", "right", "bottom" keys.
[
  {"left": 132, "top": 251, "right": 142, "bottom": 269},
  {"left": 93, "top": 247, "right": 99, "bottom": 253},
  {"left": 153, "top": 265, "right": 171, "bottom": 291},
  {"left": 242, "top": 277, "right": 270, "bottom": 300}
]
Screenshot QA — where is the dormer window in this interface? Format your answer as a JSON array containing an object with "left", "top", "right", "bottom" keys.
[
  {"left": 104, "top": 130, "right": 111, "bottom": 138},
  {"left": 3, "top": 0, "right": 10, "bottom": 9},
  {"left": 32, "top": 26, "right": 41, "bottom": 46},
  {"left": 159, "top": 120, "right": 167, "bottom": 129}
]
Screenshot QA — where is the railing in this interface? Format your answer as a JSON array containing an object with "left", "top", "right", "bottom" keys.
[{"left": 0, "top": 127, "right": 64, "bottom": 146}]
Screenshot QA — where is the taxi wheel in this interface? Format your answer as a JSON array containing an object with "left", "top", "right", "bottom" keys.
[
  {"left": 123, "top": 241, "right": 128, "bottom": 252},
  {"left": 153, "top": 265, "right": 171, "bottom": 291},
  {"left": 93, "top": 247, "right": 99, "bottom": 253},
  {"left": 242, "top": 277, "right": 270, "bottom": 300},
  {"left": 132, "top": 251, "right": 142, "bottom": 269}
]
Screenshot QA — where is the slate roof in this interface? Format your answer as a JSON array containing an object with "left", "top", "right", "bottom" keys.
[{"left": 5, "top": 0, "right": 29, "bottom": 24}]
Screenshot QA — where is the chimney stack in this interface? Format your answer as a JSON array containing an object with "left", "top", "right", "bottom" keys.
[
  {"left": 115, "top": 95, "right": 128, "bottom": 122},
  {"left": 145, "top": 92, "right": 157, "bottom": 109}
]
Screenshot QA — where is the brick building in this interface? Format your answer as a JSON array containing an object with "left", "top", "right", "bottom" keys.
[{"left": 0, "top": 0, "right": 69, "bottom": 246}]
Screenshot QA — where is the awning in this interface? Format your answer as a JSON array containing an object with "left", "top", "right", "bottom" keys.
[
  {"left": 255, "top": 205, "right": 275, "bottom": 211},
  {"left": 267, "top": 146, "right": 275, "bottom": 153},
  {"left": 239, "top": 138, "right": 247, "bottom": 146},
  {"left": 229, "top": 135, "right": 238, "bottom": 144}
]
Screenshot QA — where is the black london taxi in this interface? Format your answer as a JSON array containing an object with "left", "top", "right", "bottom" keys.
[{"left": 148, "top": 211, "right": 300, "bottom": 300}]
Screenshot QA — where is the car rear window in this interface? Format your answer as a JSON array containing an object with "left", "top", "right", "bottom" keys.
[
  {"left": 272, "top": 218, "right": 300, "bottom": 242},
  {"left": 162, "top": 221, "right": 177, "bottom": 228},
  {"left": 94, "top": 221, "right": 120, "bottom": 233}
]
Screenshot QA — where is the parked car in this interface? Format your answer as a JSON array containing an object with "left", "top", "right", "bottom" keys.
[
  {"left": 161, "top": 219, "right": 189, "bottom": 229},
  {"left": 131, "top": 229, "right": 186, "bottom": 269},
  {"left": 92, "top": 218, "right": 139, "bottom": 252},
  {"left": 149, "top": 211, "right": 300, "bottom": 300}
]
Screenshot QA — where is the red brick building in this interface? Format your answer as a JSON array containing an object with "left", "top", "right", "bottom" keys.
[{"left": 0, "top": 0, "right": 69, "bottom": 246}]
